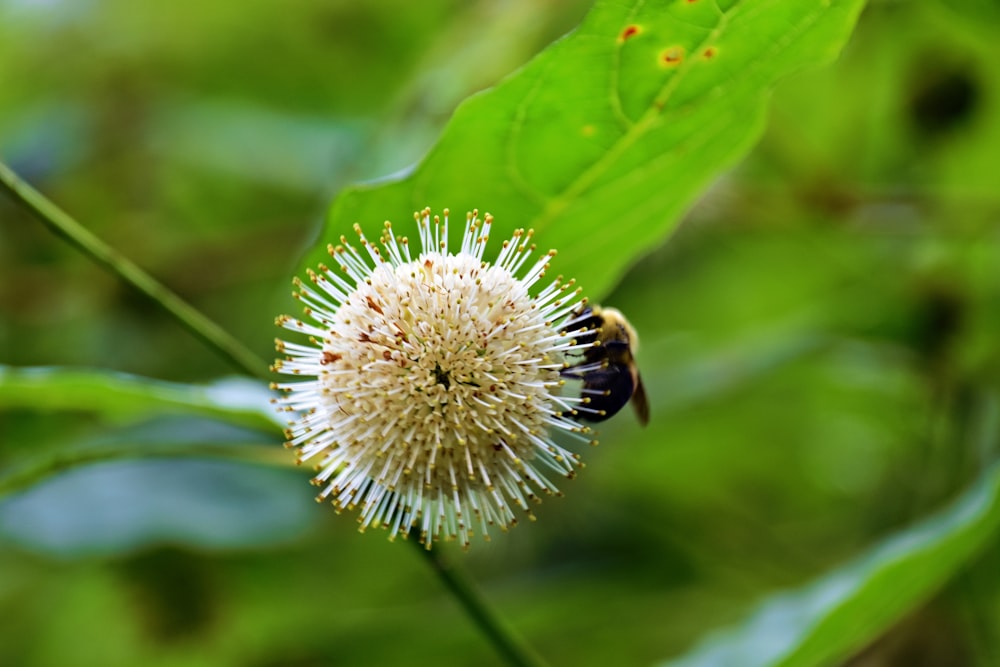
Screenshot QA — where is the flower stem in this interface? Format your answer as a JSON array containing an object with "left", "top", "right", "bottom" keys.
[
  {"left": 0, "top": 160, "right": 268, "bottom": 380},
  {"left": 412, "top": 538, "right": 550, "bottom": 667}
]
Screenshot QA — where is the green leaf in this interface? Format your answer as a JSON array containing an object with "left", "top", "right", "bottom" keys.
[
  {"left": 0, "top": 367, "right": 292, "bottom": 501},
  {"left": 0, "top": 456, "right": 316, "bottom": 556},
  {"left": 302, "top": 0, "right": 866, "bottom": 298},
  {"left": 661, "top": 461, "right": 1000, "bottom": 667},
  {"left": 0, "top": 365, "right": 281, "bottom": 432},
  {"left": 0, "top": 418, "right": 294, "bottom": 500}
]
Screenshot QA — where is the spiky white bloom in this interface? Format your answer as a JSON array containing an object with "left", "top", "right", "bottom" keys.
[{"left": 273, "top": 208, "right": 594, "bottom": 549}]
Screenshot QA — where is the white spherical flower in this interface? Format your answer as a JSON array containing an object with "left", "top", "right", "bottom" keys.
[{"left": 273, "top": 208, "right": 595, "bottom": 549}]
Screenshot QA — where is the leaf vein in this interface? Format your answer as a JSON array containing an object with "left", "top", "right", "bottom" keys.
[{"left": 531, "top": 0, "right": 741, "bottom": 232}]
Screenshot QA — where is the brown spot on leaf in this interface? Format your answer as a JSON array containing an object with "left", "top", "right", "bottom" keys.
[
  {"left": 660, "top": 46, "right": 685, "bottom": 67},
  {"left": 703, "top": 46, "right": 717, "bottom": 60},
  {"left": 619, "top": 24, "right": 641, "bottom": 43}
]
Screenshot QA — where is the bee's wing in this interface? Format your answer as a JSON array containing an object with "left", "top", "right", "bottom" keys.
[{"left": 631, "top": 371, "right": 650, "bottom": 426}]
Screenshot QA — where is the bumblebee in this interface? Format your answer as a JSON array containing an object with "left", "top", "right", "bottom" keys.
[{"left": 561, "top": 305, "right": 649, "bottom": 426}]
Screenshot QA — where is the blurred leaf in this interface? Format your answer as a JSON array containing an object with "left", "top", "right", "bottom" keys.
[
  {"left": 0, "top": 365, "right": 281, "bottom": 432},
  {"left": 642, "top": 328, "right": 830, "bottom": 415},
  {"left": 938, "top": 0, "right": 1000, "bottom": 28},
  {"left": 303, "top": 0, "right": 866, "bottom": 298},
  {"left": 0, "top": 413, "right": 293, "bottom": 499},
  {"left": 150, "top": 98, "right": 368, "bottom": 191},
  {"left": 661, "top": 460, "right": 1000, "bottom": 667},
  {"left": 0, "top": 416, "right": 309, "bottom": 556},
  {"left": 0, "top": 368, "right": 292, "bottom": 503},
  {"left": 0, "top": 456, "right": 316, "bottom": 557}
]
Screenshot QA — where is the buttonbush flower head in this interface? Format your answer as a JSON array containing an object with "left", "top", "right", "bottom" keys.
[{"left": 273, "top": 208, "right": 594, "bottom": 549}]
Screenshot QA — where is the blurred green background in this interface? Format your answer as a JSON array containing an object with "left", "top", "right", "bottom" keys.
[{"left": 2, "top": 0, "right": 1000, "bottom": 665}]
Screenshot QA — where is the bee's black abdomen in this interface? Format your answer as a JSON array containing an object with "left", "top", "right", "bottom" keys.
[{"left": 578, "top": 363, "right": 635, "bottom": 422}]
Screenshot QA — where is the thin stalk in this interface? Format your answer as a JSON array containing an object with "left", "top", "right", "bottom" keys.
[
  {"left": 412, "top": 538, "right": 550, "bottom": 667},
  {"left": 0, "top": 160, "right": 268, "bottom": 380}
]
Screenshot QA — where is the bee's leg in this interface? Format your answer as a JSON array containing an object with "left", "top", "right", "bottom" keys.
[{"left": 559, "top": 361, "right": 606, "bottom": 380}]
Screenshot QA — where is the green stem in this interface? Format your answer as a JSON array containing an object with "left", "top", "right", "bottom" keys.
[
  {"left": 0, "top": 160, "right": 268, "bottom": 380},
  {"left": 412, "top": 538, "right": 550, "bottom": 667}
]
